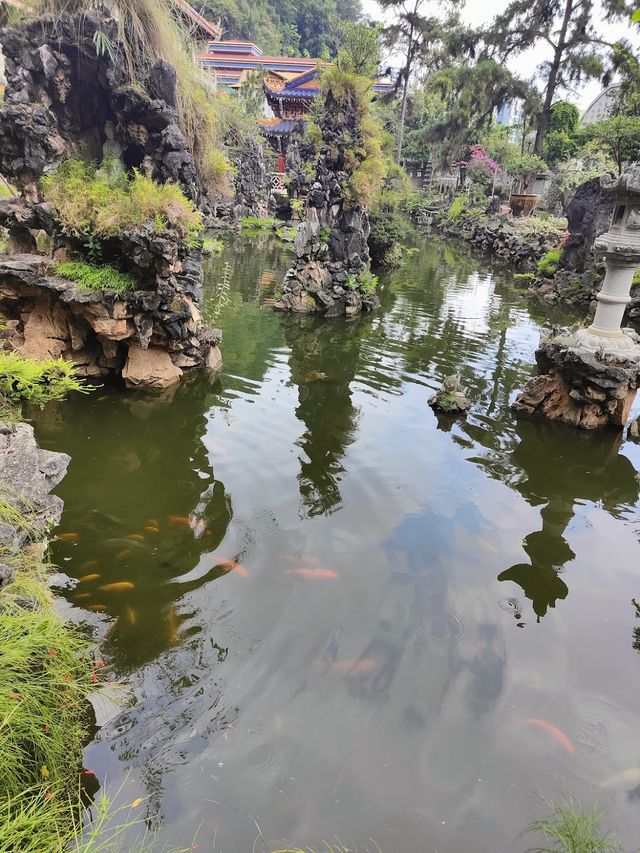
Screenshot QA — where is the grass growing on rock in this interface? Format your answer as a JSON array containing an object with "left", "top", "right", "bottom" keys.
[
  {"left": 54, "top": 261, "right": 136, "bottom": 297},
  {"left": 537, "top": 249, "right": 562, "bottom": 278},
  {"left": 41, "top": 160, "right": 203, "bottom": 247},
  {"left": 0, "top": 351, "right": 86, "bottom": 407}
]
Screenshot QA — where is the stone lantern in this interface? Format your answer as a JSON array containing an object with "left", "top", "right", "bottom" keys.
[
  {"left": 513, "top": 162, "right": 640, "bottom": 430},
  {"left": 574, "top": 163, "right": 640, "bottom": 352}
]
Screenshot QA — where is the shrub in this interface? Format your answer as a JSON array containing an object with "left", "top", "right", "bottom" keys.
[
  {"left": 513, "top": 272, "right": 535, "bottom": 283},
  {"left": 447, "top": 197, "right": 467, "bottom": 221},
  {"left": 40, "top": 159, "right": 203, "bottom": 247},
  {"left": 368, "top": 207, "right": 407, "bottom": 266},
  {"left": 54, "top": 260, "right": 136, "bottom": 296},
  {"left": 537, "top": 249, "right": 562, "bottom": 277},
  {"left": 0, "top": 352, "right": 85, "bottom": 407},
  {"left": 240, "top": 216, "right": 277, "bottom": 230}
]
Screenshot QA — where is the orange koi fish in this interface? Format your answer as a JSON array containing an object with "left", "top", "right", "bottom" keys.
[
  {"left": 127, "top": 534, "right": 145, "bottom": 542},
  {"left": 168, "top": 515, "right": 192, "bottom": 527},
  {"left": 99, "top": 581, "right": 135, "bottom": 592},
  {"left": 56, "top": 532, "right": 79, "bottom": 543},
  {"left": 125, "top": 605, "right": 137, "bottom": 626},
  {"left": 114, "top": 549, "right": 131, "bottom": 560},
  {"left": 79, "top": 560, "right": 99, "bottom": 571},
  {"left": 523, "top": 719, "right": 576, "bottom": 755},
  {"left": 144, "top": 526, "right": 159, "bottom": 534},
  {"left": 88, "top": 604, "right": 106, "bottom": 612},
  {"left": 78, "top": 573, "right": 101, "bottom": 583},
  {"left": 215, "top": 557, "right": 248, "bottom": 577},
  {"left": 286, "top": 568, "right": 338, "bottom": 580},
  {"left": 73, "top": 592, "right": 91, "bottom": 601}
]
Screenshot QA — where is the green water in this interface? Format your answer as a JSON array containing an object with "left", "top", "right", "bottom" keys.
[{"left": 34, "top": 234, "right": 640, "bottom": 851}]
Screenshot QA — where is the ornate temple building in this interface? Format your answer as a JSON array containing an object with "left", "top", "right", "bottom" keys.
[{"left": 196, "top": 40, "right": 393, "bottom": 157}]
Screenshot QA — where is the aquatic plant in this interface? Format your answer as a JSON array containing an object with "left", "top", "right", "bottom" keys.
[
  {"left": 54, "top": 261, "right": 137, "bottom": 297},
  {"left": 0, "top": 351, "right": 86, "bottom": 407},
  {"left": 522, "top": 796, "right": 621, "bottom": 853},
  {"left": 41, "top": 160, "right": 203, "bottom": 247},
  {"left": 537, "top": 249, "right": 562, "bottom": 278}
]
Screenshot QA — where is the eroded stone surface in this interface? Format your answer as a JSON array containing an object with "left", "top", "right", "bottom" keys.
[
  {"left": 122, "top": 343, "right": 182, "bottom": 389},
  {"left": 513, "top": 328, "right": 640, "bottom": 429}
]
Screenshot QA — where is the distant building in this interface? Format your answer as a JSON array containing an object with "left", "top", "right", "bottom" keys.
[
  {"left": 196, "top": 40, "right": 393, "bottom": 154},
  {"left": 581, "top": 84, "right": 622, "bottom": 126},
  {"left": 495, "top": 100, "right": 524, "bottom": 141}
]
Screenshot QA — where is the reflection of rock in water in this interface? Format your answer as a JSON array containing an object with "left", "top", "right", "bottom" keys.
[
  {"left": 280, "top": 314, "right": 369, "bottom": 517},
  {"left": 471, "top": 420, "right": 640, "bottom": 623}
]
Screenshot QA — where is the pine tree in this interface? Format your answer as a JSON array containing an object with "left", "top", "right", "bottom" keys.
[{"left": 488, "top": 0, "right": 637, "bottom": 155}]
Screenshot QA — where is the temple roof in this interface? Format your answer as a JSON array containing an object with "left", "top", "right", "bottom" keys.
[
  {"left": 258, "top": 118, "right": 303, "bottom": 136},
  {"left": 170, "top": 0, "right": 222, "bottom": 41}
]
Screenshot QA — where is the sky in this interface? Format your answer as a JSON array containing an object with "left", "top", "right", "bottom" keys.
[{"left": 362, "top": 0, "right": 639, "bottom": 111}]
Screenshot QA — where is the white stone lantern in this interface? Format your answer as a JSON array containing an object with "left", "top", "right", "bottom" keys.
[{"left": 575, "top": 162, "right": 640, "bottom": 354}]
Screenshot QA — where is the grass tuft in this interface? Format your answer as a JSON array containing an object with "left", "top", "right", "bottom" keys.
[
  {"left": 0, "top": 351, "right": 86, "bottom": 407},
  {"left": 54, "top": 261, "right": 136, "bottom": 297},
  {"left": 522, "top": 796, "right": 621, "bottom": 853}
]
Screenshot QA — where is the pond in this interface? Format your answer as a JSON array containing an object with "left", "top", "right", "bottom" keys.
[{"left": 34, "top": 233, "right": 640, "bottom": 852}]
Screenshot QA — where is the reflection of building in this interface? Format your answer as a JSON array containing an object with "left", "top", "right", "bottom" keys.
[{"left": 581, "top": 84, "right": 622, "bottom": 126}]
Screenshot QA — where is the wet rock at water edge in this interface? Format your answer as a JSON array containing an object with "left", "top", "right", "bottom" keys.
[{"left": 428, "top": 374, "right": 471, "bottom": 415}]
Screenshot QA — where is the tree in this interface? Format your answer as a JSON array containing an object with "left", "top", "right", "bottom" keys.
[
  {"left": 583, "top": 115, "right": 640, "bottom": 174},
  {"left": 543, "top": 101, "right": 580, "bottom": 166},
  {"left": 378, "top": 0, "right": 463, "bottom": 163},
  {"left": 488, "top": 0, "right": 637, "bottom": 156}
]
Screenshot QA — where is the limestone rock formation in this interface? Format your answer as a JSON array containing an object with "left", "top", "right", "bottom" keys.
[
  {"left": 0, "top": 12, "right": 204, "bottom": 204},
  {"left": 428, "top": 374, "right": 471, "bottom": 415},
  {"left": 0, "top": 251, "right": 222, "bottom": 389},
  {"left": 233, "top": 137, "right": 269, "bottom": 219},
  {"left": 275, "top": 87, "right": 379, "bottom": 317},
  {"left": 513, "top": 328, "right": 640, "bottom": 430},
  {"left": 0, "top": 421, "right": 70, "bottom": 557}
]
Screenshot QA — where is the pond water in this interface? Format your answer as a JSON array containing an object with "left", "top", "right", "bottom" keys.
[{"left": 35, "top": 234, "right": 640, "bottom": 852}]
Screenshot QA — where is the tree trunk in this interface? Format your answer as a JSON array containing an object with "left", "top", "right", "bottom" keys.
[
  {"left": 396, "top": 10, "right": 416, "bottom": 164},
  {"left": 534, "top": 0, "right": 574, "bottom": 156}
]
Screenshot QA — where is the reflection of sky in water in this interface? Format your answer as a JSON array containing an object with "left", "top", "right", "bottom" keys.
[{"left": 34, "top": 237, "right": 640, "bottom": 852}]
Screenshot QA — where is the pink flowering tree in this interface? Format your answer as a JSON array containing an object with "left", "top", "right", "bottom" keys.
[{"left": 466, "top": 145, "right": 503, "bottom": 196}]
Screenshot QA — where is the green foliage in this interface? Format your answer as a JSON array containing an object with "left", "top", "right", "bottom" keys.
[
  {"left": 537, "top": 249, "right": 562, "bottom": 278},
  {"left": 291, "top": 198, "right": 305, "bottom": 219},
  {"left": 582, "top": 115, "right": 640, "bottom": 175},
  {"left": 202, "top": 237, "right": 223, "bottom": 255},
  {"left": 189, "top": 0, "right": 360, "bottom": 58},
  {"left": 201, "top": 148, "right": 235, "bottom": 196},
  {"left": 549, "top": 101, "right": 580, "bottom": 136},
  {"left": 240, "top": 216, "right": 277, "bottom": 230},
  {"left": 368, "top": 207, "right": 408, "bottom": 266},
  {"left": 335, "top": 21, "right": 381, "bottom": 78},
  {"left": 0, "top": 351, "right": 85, "bottom": 407},
  {"left": 318, "top": 226, "right": 331, "bottom": 244},
  {"left": 40, "top": 160, "right": 203, "bottom": 248},
  {"left": 345, "top": 270, "right": 378, "bottom": 293},
  {"left": 522, "top": 796, "right": 621, "bottom": 853},
  {"left": 447, "top": 196, "right": 467, "bottom": 221},
  {"left": 54, "top": 261, "right": 136, "bottom": 296}
]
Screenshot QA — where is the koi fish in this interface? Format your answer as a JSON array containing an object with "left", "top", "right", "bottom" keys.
[
  {"left": 523, "top": 719, "right": 576, "bottom": 755},
  {"left": 88, "top": 604, "right": 106, "bottom": 612},
  {"left": 125, "top": 605, "right": 137, "bottom": 626},
  {"left": 105, "top": 538, "right": 146, "bottom": 550},
  {"left": 127, "top": 534, "right": 145, "bottom": 542},
  {"left": 114, "top": 549, "right": 131, "bottom": 560},
  {"left": 99, "top": 582, "right": 135, "bottom": 592},
  {"left": 56, "top": 533, "right": 79, "bottom": 543},
  {"left": 78, "top": 573, "right": 101, "bottom": 583},
  {"left": 283, "top": 554, "right": 320, "bottom": 565},
  {"left": 146, "top": 518, "right": 160, "bottom": 527},
  {"left": 73, "top": 592, "right": 91, "bottom": 601},
  {"left": 79, "top": 560, "right": 99, "bottom": 571},
  {"left": 325, "top": 659, "right": 377, "bottom": 674},
  {"left": 214, "top": 557, "right": 248, "bottom": 577},
  {"left": 601, "top": 767, "right": 640, "bottom": 790},
  {"left": 286, "top": 568, "right": 338, "bottom": 580},
  {"left": 168, "top": 515, "right": 192, "bottom": 527},
  {"left": 144, "top": 526, "right": 159, "bottom": 534}
]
